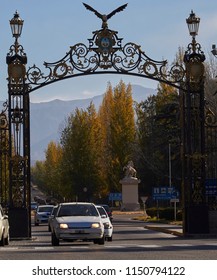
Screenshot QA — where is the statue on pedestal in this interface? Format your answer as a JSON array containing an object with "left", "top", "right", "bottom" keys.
[{"left": 123, "top": 160, "right": 137, "bottom": 178}]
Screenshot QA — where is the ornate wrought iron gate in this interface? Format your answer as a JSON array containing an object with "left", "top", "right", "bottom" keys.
[{"left": 1, "top": 5, "right": 214, "bottom": 237}]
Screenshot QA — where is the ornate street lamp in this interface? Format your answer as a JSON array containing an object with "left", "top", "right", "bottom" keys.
[
  {"left": 10, "top": 10, "right": 24, "bottom": 40},
  {"left": 186, "top": 10, "right": 200, "bottom": 38},
  {"left": 182, "top": 11, "right": 208, "bottom": 235},
  {"left": 7, "top": 11, "right": 31, "bottom": 238}
]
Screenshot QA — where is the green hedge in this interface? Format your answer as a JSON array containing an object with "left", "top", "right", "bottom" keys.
[{"left": 146, "top": 207, "right": 182, "bottom": 221}]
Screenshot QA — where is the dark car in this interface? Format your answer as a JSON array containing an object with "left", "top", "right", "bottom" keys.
[{"left": 98, "top": 204, "right": 113, "bottom": 222}]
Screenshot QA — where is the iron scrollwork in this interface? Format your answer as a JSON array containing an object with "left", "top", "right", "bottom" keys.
[
  {"left": 0, "top": 101, "right": 9, "bottom": 130},
  {"left": 26, "top": 25, "right": 186, "bottom": 93}
]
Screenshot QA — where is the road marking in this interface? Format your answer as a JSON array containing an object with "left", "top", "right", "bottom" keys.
[
  {"left": 2, "top": 242, "right": 217, "bottom": 252},
  {"left": 105, "top": 245, "right": 124, "bottom": 248},
  {"left": 137, "top": 244, "right": 162, "bottom": 248},
  {"left": 34, "top": 247, "right": 54, "bottom": 250},
  {"left": 171, "top": 243, "right": 193, "bottom": 247},
  {"left": 70, "top": 246, "right": 89, "bottom": 249},
  {"left": 205, "top": 242, "right": 217, "bottom": 246},
  {"left": 0, "top": 247, "right": 19, "bottom": 251}
]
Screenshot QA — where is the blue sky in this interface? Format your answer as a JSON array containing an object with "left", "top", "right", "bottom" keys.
[{"left": 0, "top": 0, "right": 217, "bottom": 102}]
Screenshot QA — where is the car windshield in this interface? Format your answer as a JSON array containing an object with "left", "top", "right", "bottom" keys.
[
  {"left": 38, "top": 206, "right": 53, "bottom": 213},
  {"left": 58, "top": 204, "right": 99, "bottom": 217}
]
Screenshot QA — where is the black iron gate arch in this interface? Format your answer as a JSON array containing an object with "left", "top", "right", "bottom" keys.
[
  {"left": 4, "top": 7, "right": 211, "bottom": 238},
  {"left": 25, "top": 28, "right": 185, "bottom": 92}
]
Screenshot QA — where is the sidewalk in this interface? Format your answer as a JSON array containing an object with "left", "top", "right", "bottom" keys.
[{"left": 113, "top": 210, "right": 183, "bottom": 237}]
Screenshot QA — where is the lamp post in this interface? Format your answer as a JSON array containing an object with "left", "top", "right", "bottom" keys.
[
  {"left": 182, "top": 11, "right": 209, "bottom": 235},
  {"left": 6, "top": 11, "right": 31, "bottom": 238}
]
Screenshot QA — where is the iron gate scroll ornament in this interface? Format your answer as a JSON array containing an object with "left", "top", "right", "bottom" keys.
[{"left": 25, "top": 4, "right": 185, "bottom": 94}]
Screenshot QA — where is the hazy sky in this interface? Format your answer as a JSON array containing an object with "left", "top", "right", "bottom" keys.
[{"left": 0, "top": 0, "right": 217, "bottom": 102}]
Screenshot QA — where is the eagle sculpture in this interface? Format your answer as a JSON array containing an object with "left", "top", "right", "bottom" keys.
[{"left": 83, "top": 3, "right": 128, "bottom": 28}]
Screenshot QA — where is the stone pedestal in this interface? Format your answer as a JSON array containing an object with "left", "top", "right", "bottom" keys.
[{"left": 120, "top": 177, "right": 140, "bottom": 211}]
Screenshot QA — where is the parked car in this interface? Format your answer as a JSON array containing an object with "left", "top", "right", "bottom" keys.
[
  {"left": 31, "top": 201, "right": 38, "bottom": 211},
  {"left": 51, "top": 202, "right": 105, "bottom": 246},
  {"left": 48, "top": 206, "right": 58, "bottom": 232},
  {"left": 96, "top": 205, "right": 113, "bottom": 241},
  {"left": 34, "top": 205, "right": 54, "bottom": 226},
  {"left": 0, "top": 205, "right": 9, "bottom": 246},
  {"left": 98, "top": 204, "right": 113, "bottom": 222}
]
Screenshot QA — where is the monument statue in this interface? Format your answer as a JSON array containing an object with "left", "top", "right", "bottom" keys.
[
  {"left": 123, "top": 161, "right": 137, "bottom": 178},
  {"left": 120, "top": 160, "right": 140, "bottom": 211}
]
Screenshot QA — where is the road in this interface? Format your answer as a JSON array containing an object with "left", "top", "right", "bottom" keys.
[{"left": 1, "top": 214, "right": 217, "bottom": 259}]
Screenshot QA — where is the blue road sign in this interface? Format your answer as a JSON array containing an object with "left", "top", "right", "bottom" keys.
[
  {"left": 152, "top": 186, "right": 179, "bottom": 200},
  {"left": 205, "top": 178, "right": 217, "bottom": 196},
  {"left": 109, "top": 192, "right": 122, "bottom": 201}
]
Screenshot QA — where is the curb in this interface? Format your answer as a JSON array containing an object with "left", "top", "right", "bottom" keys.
[{"left": 144, "top": 225, "right": 183, "bottom": 237}]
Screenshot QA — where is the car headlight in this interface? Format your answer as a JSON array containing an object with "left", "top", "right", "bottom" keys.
[
  {"left": 59, "top": 223, "right": 68, "bottom": 229},
  {"left": 91, "top": 223, "right": 100, "bottom": 228}
]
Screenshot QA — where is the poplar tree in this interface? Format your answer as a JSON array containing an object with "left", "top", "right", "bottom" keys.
[
  {"left": 44, "top": 141, "right": 63, "bottom": 198},
  {"left": 99, "top": 80, "right": 136, "bottom": 192},
  {"left": 60, "top": 103, "right": 104, "bottom": 201}
]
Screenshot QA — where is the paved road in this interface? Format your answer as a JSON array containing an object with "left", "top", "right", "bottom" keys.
[{"left": 1, "top": 214, "right": 217, "bottom": 259}]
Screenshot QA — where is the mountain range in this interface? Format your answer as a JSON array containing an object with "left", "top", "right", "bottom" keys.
[{"left": 0, "top": 85, "right": 156, "bottom": 163}]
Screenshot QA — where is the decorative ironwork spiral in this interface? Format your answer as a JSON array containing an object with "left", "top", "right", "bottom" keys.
[
  {"left": 142, "top": 61, "right": 159, "bottom": 77},
  {"left": 23, "top": 27, "right": 188, "bottom": 93},
  {"left": 71, "top": 43, "right": 97, "bottom": 72},
  {"left": 27, "top": 64, "right": 48, "bottom": 84},
  {"left": 0, "top": 101, "right": 8, "bottom": 130},
  {"left": 205, "top": 107, "right": 217, "bottom": 127},
  {"left": 169, "top": 64, "right": 186, "bottom": 82},
  {"left": 114, "top": 43, "right": 141, "bottom": 71}
]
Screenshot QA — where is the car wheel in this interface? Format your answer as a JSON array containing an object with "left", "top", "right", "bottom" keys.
[
  {"left": 0, "top": 233, "right": 5, "bottom": 246},
  {"left": 4, "top": 234, "right": 9, "bottom": 245},
  {"left": 35, "top": 222, "right": 39, "bottom": 226},
  {"left": 97, "top": 235, "right": 105, "bottom": 245},
  {"left": 51, "top": 232, "right": 59, "bottom": 246},
  {"left": 107, "top": 236, "right": 112, "bottom": 242}
]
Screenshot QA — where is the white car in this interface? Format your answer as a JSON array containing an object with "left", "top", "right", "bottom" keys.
[
  {"left": 51, "top": 202, "right": 105, "bottom": 246},
  {"left": 0, "top": 204, "right": 9, "bottom": 246},
  {"left": 96, "top": 205, "right": 113, "bottom": 241},
  {"left": 34, "top": 205, "right": 54, "bottom": 226}
]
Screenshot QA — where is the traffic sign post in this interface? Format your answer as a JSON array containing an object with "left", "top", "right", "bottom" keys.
[
  {"left": 109, "top": 193, "right": 122, "bottom": 207},
  {"left": 152, "top": 186, "right": 180, "bottom": 221}
]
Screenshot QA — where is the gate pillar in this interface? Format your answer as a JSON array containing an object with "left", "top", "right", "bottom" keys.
[
  {"left": 182, "top": 11, "right": 209, "bottom": 235},
  {"left": 6, "top": 11, "right": 31, "bottom": 238}
]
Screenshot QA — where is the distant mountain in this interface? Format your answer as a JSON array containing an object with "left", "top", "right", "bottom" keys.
[{"left": 1, "top": 85, "right": 156, "bottom": 163}]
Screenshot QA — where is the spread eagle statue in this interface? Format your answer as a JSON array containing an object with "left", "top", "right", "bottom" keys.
[{"left": 83, "top": 2, "right": 128, "bottom": 28}]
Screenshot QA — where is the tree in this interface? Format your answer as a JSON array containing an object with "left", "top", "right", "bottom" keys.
[
  {"left": 99, "top": 80, "right": 136, "bottom": 192},
  {"left": 44, "top": 141, "right": 63, "bottom": 198},
  {"left": 135, "top": 83, "right": 180, "bottom": 195},
  {"left": 60, "top": 103, "right": 104, "bottom": 201}
]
